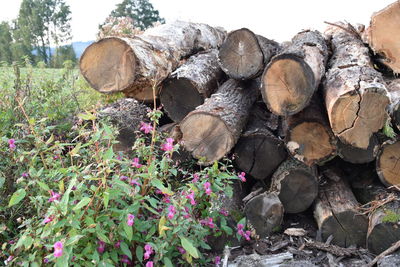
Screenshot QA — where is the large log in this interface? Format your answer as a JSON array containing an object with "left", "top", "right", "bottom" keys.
[
  {"left": 313, "top": 171, "right": 368, "bottom": 248},
  {"left": 218, "top": 28, "right": 279, "bottom": 80},
  {"left": 323, "top": 23, "right": 390, "bottom": 149},
  {"left": 366, "top": 1, "right": 400, "bottom": 73},
  {"left": 234, "top": 102, "right": 287, "bottom": 180},
  {"left": 284, "top": 95, "right": 337, "bottom": 166},
  {"left": 337, "top": 134, "right": 379, "bottom": 164},
  {"left": 261, "top": 30, "right": 328, "bottom": 116},
  {"left": 270, "top": 158, "right": 318, "bottom": 213},
  {"left": 385, "top": 79, "right": 400, "bottom": 131},
  {"left": 160, "top": 49, "right": 225, "bottom": 122},
  {"left": 376, "top": 140, "right": 400, "bottom": 187},
  {"left": 180, "top": 79, "right": 258, "bottom": 164},
  {"left": 244, "top": 191, "right": 284, "bottom": 238},
  {"left": 80, "top": 21, "right": 226, "bottom": 101},
  {"left": 351, "top": 179, "right": 400, "bottom": 255}
]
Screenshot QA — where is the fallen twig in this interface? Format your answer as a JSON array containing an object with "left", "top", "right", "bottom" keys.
[{"left": 367, "top": 240, "right": 400, "bottom": 267}]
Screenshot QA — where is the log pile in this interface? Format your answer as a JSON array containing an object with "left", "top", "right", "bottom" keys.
[{"left": 80, "top": 2, "right": 400, "bottom": 256}]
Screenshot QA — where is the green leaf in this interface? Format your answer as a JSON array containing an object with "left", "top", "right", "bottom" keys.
[
  {"left": 103, "top": 191, "right": 109, "bottom": 209},
  {"left": 123, "top": 222, "right": 133, "bottom": 241},
  {"left": 56, "top": 252, "right": 69, "bottom": 267},
  {"left": 136, "top": 246, "right": 143, "bottom": 263},
  {"left": 69, "top": 143, "right": 82, "bottom": 157},
  {"left": 73, "top": 197, "right": 91, "bottom": 211},
  {"left": 23, "top": 236, "right": 33, "bottom": 249},
  {"left": 37, "top": 181, "right": 50, "bottom": 191},
  {"left": 65, "top": 235, "right": 83, "bottom": 246},
  {"left": 120, "top": 242, "right": 132, "bottom": 260},
  {"left": 97, "top": 231, "right": 110, "bottom": 243},
  {"left": 8, "top": 189, "right": 26, "bottom": 207},
  {"left": 0, "top": 177, "right": 5, "bottom": 189},
  {"left": 103, "top": 147, "right": 114, "bottom": 160},
  {"left": 60, "top": 178, "right": 77, "bottom": 215},
  {"left": 164, "top": 257, "right": 173, "bottom": 267},
  {"left": 77, "top": 112, "right": 96, "bottom": 121},
  {"left": 150, "top": 179, "right": 173, "bottom": 196},
  {"left": 180, "top": 237, "right": 199, "bottom": 259}
]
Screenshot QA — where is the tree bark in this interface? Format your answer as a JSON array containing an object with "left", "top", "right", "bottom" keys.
[
  {"left": 261, "top": 30, "right": 328, "bottom": 116},
  {"left": 337, "top": 134, "right": 379, "bottom": 164},
  {"left": 385, "top": 79, "right": 400, "bottom": 131},
  {"left": 244, "top": 191, "right": 284, "bottom": 238},
  {"left": 366, "top": 1, "right": 400, "bottom": 73},
  {"left": 160, "top": 49, "right": 225, "bottom": 122},
  {"left": 284, "top": 95, "right": 337, "bottom": 166},
  {"left": 313, "top": 172, "right": 368, "bottom": 248},
  {"left": 180, "top": 79, "right": 259, "bottom": 164},
  {"left": 376, "top": 140, "right": 400, "bottom": 187},
  {"left": 98, "top": 98, "right": 149, "bottom": 152},
  {"left": 323, "top": 22, "right": 390, "bottom": 149},
  {"left": 80, "top": 21, "right": 226, "bottom": 102},
  {"left": 218, "top": 28, "right": 279, "bottom": 80},
  {"left": 270, "top": 158, "right": 318, "bottom": 213},
  {"left": 234, "top": 103, "right": 287, "bottom": 180}
]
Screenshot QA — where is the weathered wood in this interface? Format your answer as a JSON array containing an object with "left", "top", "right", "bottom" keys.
[
  {"left": 160, "top": 50, "right": 225, "bottom": 122},
  {"left": 218, "top": 28, "right": 279, "bottom": 80},
  {"left": 98, "top": 98, "right": 149, "bottom": 152},
  {"left": 337, "top": 134, "right": 380, "bottom": 164},
  {"left": 385, "top": 79, "right": 400, "bottom": 131},
  {"left": 270, "top": 158, "right": 318, "bottom": 213},
  {"left": 366, "top": 1, "right": 400, "bottom": 73},
  {"left": 180, "top": 79, "right": 258, "bottom": 164},
  {"left": 313, "top": 171, "right": 368, "bottom": 248},
  {"left": 323, "top": 22, "right": 390, "bottom": 149},
  {"left": 285, "top": 95, "right": 337, "bottom": 166},
  {"left": 80, "top": 21, "right": 226, "bottom": 101},
  {"left": 244, "top": 192, "right": 284, "bottom": 238},
  {"left": 376, "top": 140, "right": 400, "bottom": 187},
  {"left": 234, "top": 103, "right": 287, "bottom": 180},
  {"left": 261, "top": 30, "right": 328, "bottom": 116}
]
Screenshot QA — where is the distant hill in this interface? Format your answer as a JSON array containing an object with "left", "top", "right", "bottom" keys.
[{"left": 72, "top": 41, "right": 94, "bottom": 58}]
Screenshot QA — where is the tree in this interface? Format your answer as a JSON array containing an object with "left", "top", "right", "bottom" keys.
[
  {"left": 51, "top": 44, "right": 76, "bottom": 68},
  {"left": 109, "top": 0, "right": 165, "bottom": 30},
  {"left": 15, "top": 0, "right": 72, "bottom": 64},
  {"left": 0, "top": 22, "right": 13, "bottom": 63}
]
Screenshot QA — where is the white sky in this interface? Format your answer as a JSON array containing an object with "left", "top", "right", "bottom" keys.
[{"left": 0, "top": 0, "right": 396, "bottom": 42}]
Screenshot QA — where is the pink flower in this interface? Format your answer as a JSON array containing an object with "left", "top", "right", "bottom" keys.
[
  {"left": 43, "top": 216, "right": 53, "bottom": 224},
  {"left": 215, "top": 256, "right": 221, "bottom": 265},
  {"left": 200, "top": 217, "right": 215, "bottom": 228},
  {"left": 5, "top": 255, "right": 13, "bottom": 264},
  {"left": 48, "top": 191, "right": 61, "bottom": 202},
  {"left": 21, "top": 172, "right": 29, "bottom": 177},
  {"left": 131, "top": 157, "right": 142, "bottom": 168},
  {"left": 146, "top": 261, "right": 154, "bottom": 267},
  {"left": 183, "top": 206, "right": 191, "bottom": 219},
  {"left": 244, "top": 230, "right": 251, "bottom": 241},
  {"left": 121, "top": 255, "right": 131, "bottom": 264},
  {"left": 167, "top": 205, "right": 176, "bottom": 219},
  {"left": 97, "top": 240, "right": 106, "bottom": 254},
  {"left": 238, "top": 172, "right": 246, "bottom": 182},
  {"left": 186, "top": 191, "right": 196, "bottom": 206},
  {"left": 144, "top": 244, "right": 153, "bottom": 260},
  {"left": 219, "top": 209, "right": 229, "bottom": 216},
  {"left": 114, "top": 240, "right": 121, "bottom": 248},
  {"left": 192, "top": 173, "right": 199, "bottom": 183},
  {"left": 120, "top": 176, "right": 128, "bottom": 181},
  {"left": 53, "top": 241, "right": 63, "bottom": 258},
  {"left": 140, "top": 122, "right": 153, "bottom": 134},
  {"left": 129, "top": 178, "right": 140, "bottom": 187},
  {"left": 161, "top": 138, "right": 174, "bottom": 152},
  {"left": 8, "top": 139, "right": 16, "bottom": 151},
  {"left": 127, "top": 214, "right": 135, "bottom": 226},
  {"left": 204, "top": 182, "right": 212, "bottom": 195},
  {"left": 178, "top": 247, "right": 186, "bottom": 254},
  {"left": 163, "top": 195, "right": 171, "bottom": 203}
]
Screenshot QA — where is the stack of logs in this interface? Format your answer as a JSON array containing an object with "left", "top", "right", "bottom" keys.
[{"left": 80, "top": 2, "right": 400, "bottom": 255}]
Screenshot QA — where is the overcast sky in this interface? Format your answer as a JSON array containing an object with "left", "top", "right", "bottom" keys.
[{"left": 0, "top": 0, "right": 395, "bottom": 42}]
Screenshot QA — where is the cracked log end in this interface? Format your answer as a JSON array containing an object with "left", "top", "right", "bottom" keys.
[
  {"left": 287, "top": 122, "right": 336, "bottom": 166},
  {"left": 368, "top": 1, "right": 400, "bottom": 73},
  {"left": 262, "top": 55, "right": 315, "bottom": 116},
  {"left": 218, "top": 28, "right": 264, "bottom": 80},
  {"left": 320, "top": 210, "right": 368, "bottom": 248},
  {"left": 80, "top": 38, "right": 137, "bottom": 94},
  {"left": 330, "top": 91, "right": 389, "bottom": 149},
  {"left": 244, "top": 192, "right": 284, "bottom": 238},
  {"left": 376, "top": 140, "right": 400, "bottom": 187},
  {"left": 161, "top": 78, "right": 204, "bottom": 122},
  {"left": 180, "top": 113, "right": 234, "bottom": 164},
  {"left": 337, "top": 134, "right": 379, "bottom": 164}
]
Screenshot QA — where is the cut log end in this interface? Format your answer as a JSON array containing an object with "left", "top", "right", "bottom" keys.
[
  {"left": 160, "top": 78, "right": 204, "bottom": 122},
  {"left": 331, "top": 90, "right": 389, "bottom": 149},
  {"left": 278, "top": 169, "right": 318, "bottom": 213},
  {"left": 368, "top": 221, "right": 400, "bottom": 255},
  {"left": 181, "top": 113, "right": 233, "bottom": 164},
  {"left": 338, "top": 134, "right": 379, "bottom": 164},
  {"left": 218, "top": 28, "right": 264, "bottom": 80},
  {"left": 80, "top": 38, "right": 136, "bottom": 94},
  {"left": 262, "top": 55, "right": 314, "bottom": 116},
  {"left": 369, "top": 1, "right": 400, "bottom": 73},
  {"left": 320, "top": 210, "right": 368, "bottom": 248},
  {"left": 377, "top": 141, "right": 400, "bottom": 187},
  {"left": 287, "top": 122, "right": 336, "bottom": 165}
]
